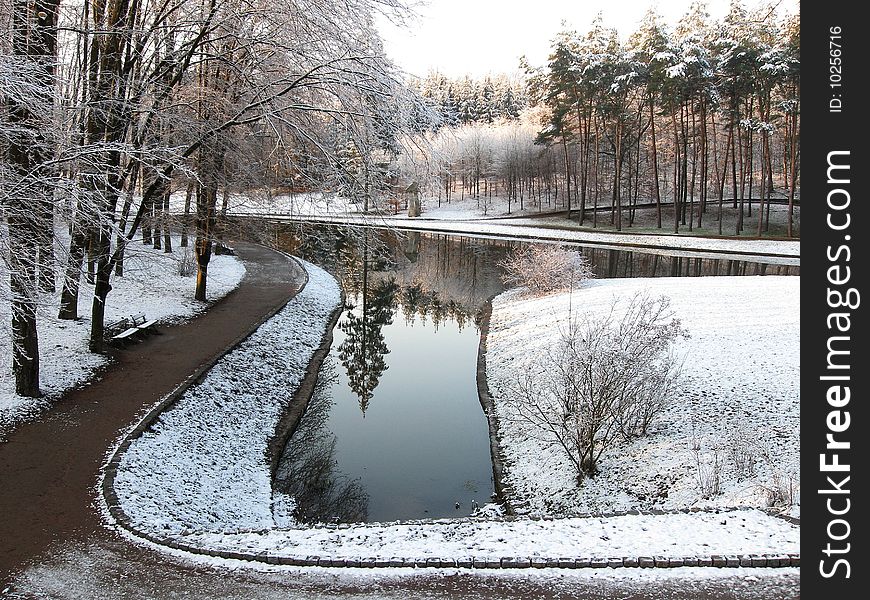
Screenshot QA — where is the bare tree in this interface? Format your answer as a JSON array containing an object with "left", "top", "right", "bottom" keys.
[
  {"left": 1, "top": 0, "right": 61, "bottom": 396},
  {"left": 506, "top": 293, "right": 686, "bottom": 482},
  {"left": 47, "top": 0, "right": 430, "bottom": 351}
]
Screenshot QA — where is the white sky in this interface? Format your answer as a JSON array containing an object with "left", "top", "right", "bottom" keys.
[{"left": 377, "top": 0, "right": 799, "bottom": 78}]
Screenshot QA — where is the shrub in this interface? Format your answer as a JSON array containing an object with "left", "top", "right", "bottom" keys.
[
  {"left": 508, "top": 293, "right": 686, "bottom": 482},
  {"left": 499, "top": 243, "right": 593, "bottom": 295}
]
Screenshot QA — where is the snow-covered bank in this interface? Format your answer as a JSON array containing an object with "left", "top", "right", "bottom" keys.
[
  {"left": 0, "top": 237, "right": 245, "bottom": 437},
  {"left": 106, "top": 265, "right": 797, "bottom": 567},
  {"left": 227, "top": 189, "right": 799, "bottom": 261},
  {"left": 486, "top": 276, "right": 800, "bottom": 516},
  {"left": 111, "top": 260, "right": 341, "bottom": 534}
]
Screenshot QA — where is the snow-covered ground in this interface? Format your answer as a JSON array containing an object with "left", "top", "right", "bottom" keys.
[
  {"left": 107, "top": 264, "right": 798, "bottom": 565},
  {"left": 0, "top": 236, "right": 245, "bottom": 437},
  {"left": 111, "top": 260, "right": 342, "bottom": 534},
  {"left": 487, "top": 276, "right": 800, "bottom": 517},
  {"left": 168, "top": 189, "right": 363, "bottom": 219},
  {"left": 182, "top": 508, "right": 798, "bottom": 561}
]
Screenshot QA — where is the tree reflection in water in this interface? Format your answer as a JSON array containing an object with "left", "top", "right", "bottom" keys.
[
  {"left": 273, "top": 359, "right": 369, "bottom": 524},
  {"left": 338, "top": 275, "right": 398, "bottom": 415}
]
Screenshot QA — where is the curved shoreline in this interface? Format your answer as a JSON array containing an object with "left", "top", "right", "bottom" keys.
[
  {"left": 267, "top": 290, "right": 344, "bottom": 478},
  {"left": 475, "top": 299, "right": 511, "bottom": 514},
  {"left": 103, "top": 257, "right": 342, "bottom": 535},
  {"left": 99, "top": 261, "right": 799, "bottom": 570}
]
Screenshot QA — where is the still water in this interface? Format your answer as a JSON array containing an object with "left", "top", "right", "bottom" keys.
[{"left": 272, "top": 224, "right": 798, "bottom": 524}]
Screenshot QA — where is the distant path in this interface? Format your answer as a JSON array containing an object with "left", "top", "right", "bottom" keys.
[
  {"left": 0, "top": 243, "right": 305, "bottom": 586},
  {"left": 246, "top": 214, "right": 800, "bottom": 264}
]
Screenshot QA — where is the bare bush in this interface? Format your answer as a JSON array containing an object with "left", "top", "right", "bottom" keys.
[
  {"left": 693, "top": 439, "right": 722, "bottom": 499},
  {"left": 726, "top": 428, "right": 758, "bottom": 482},
  {"left": 761, "top": 471, "right": 798, "bottom": 509},
  {"left": 499, "top": 243, "right": 593, "bottom": 295},
  {"left": 177, "top": 247, "right": 196, "bottom": 277},
  {"left": 506, "top": 293, "right": 686, "bottom": 482}
]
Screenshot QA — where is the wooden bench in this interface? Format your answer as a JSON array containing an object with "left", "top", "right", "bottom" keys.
[
  {"left": 130, "top": 312, "right": 159, "bottom": 333},
  {"left": 109, "top": 313, "right": 159, "bottom": 346}
]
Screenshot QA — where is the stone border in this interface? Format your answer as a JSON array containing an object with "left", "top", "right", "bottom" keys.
[
  {"left": 267, "top": 291, "right": 345, "bottom": 476},
  {"left": 100, "top": 254, "right": 799, "bottom": 570},
  {"left": 475, "top": 299, "right": 512, "bottom": 512}
]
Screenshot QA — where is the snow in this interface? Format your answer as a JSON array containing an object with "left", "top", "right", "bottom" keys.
[
  {"left": 106, "top": 265, "right": 797, "bottom": 565},
  {"left": 112, "top": 260, "right": 342, "bottom": 534},
  {"left": 168, "top": 190, "right": 363, "bottom": 219},
  {"left": 245, "top": 191, "right": 799, "bottom": 261},
  {"left": 0, "top": 235, "right": 245, "bottom": 437},
  {"left": 183, "top": 508, "right": 797, "bottom": 560},
  {"left": 486, "top": 276, "right": 799, "bottom": 516}
]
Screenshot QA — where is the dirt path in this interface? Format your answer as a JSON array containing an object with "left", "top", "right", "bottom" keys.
[{"left": 0, "top": 243, "right": 305, "bottom": 586}]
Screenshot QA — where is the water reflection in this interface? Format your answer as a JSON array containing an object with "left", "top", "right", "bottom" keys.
[
  {"left": 271, "top": 222, "right": 797, "bottom": 523},
  {"left": 273, "top": 360, "right": 369, "bottom": 524},
  {"left": 273, "top": 222, "right": 798, "bottom": 297},
  {"left": 338, "top": 275, "right": 397, "bottom": 415}
]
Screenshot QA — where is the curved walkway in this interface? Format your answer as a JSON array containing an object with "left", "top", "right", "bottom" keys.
[{"left": 0, "top": 243, "right": 305, "bottom": 586}]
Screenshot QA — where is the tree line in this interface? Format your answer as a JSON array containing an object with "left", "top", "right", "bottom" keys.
[
  {"left": 411, "top": 3, "right": 799, "bottom": 236},
  {"left": 414, "top": 72, "right": 529, "bottom": 126}
]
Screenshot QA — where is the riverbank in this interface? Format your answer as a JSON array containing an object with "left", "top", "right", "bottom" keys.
[
  {"left": 107, "top": 260, "right": 342, "bottom": 535},
  {"left": 215, "top": 190, "right": 800, "bottom": 263}
]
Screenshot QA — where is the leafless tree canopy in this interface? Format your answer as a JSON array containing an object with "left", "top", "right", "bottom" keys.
[{"left": 1, "top": 0, "right": 434, "bottom": 395}]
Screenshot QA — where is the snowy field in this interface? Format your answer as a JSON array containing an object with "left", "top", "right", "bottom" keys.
[
  {"left": 0, "top": 235, "right": 246, "bottom": 437},
  {"left": 487, "top": 276, "right": 800, "bottom": 517},
  {"left": 107, "top": 264, "right": 797, "bottom": 565}
]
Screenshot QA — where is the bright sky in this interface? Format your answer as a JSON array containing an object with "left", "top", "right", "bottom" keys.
[{"left": 378, "top": 0, "right": 799, "bottom": 78}]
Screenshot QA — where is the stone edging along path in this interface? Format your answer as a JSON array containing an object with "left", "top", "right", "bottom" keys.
[{"left": 100, "top": 255, "right": 799, "bottom": 571}]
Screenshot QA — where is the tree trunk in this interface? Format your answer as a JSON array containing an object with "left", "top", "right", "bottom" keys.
[
  {"left": 194, "top": 180, "right": 217, "bottom": 301},
  {"left": 89, "top": 230, "right": 113, "bottom": 353},
  {"left": 5, "top": 0, "right": 63, "bottom": 396},
  {"left": 163, "top": 190, "right": 173, "bottom": 252},
  {"left": 649, "top": 98, "right": 662, "bottom": 229},
  {"left": 180, "top": 180, "right": 194, "bottom": 247},
  {"left": 8, "top": 217, "right": 41, "bottom": 397},
  {"left": 562, "top": 136, "right": 571, "bottom": 218},
  {"left": 58, "top": 223, "right": 87, "bottom": 319},
  {"left": 786, "top": 106, "right": 799, "bottom": 237}
]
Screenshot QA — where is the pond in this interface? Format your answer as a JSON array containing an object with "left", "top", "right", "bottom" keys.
[{"left": 271, "top": 224, "right": 798, "bottom": 524}]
